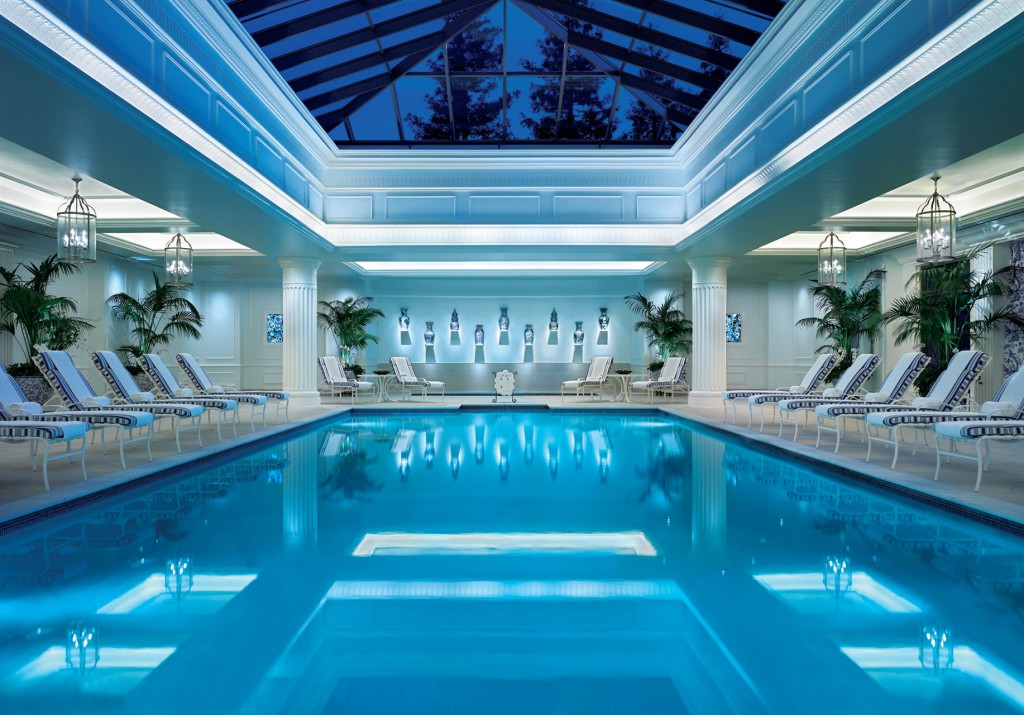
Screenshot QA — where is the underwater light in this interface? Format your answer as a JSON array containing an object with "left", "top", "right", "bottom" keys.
[
  {"left": 352, "top": 531, "right": 657, "bottom": 556},
  {"left": 98, "top": 574, "right": 257, "bottom": 614},
  {"left": 754, "top": 572, "right": 919, "bottom": 613}
]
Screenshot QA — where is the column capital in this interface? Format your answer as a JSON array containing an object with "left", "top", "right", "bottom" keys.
[
  {"left": 278, "top": 257, "right": 322, "bottom": 284},
  {"left": 686, "top": 256, "right": 733, "bottom": 280}
]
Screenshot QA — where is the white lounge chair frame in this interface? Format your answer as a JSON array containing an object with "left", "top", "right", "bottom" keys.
[
  {"left": 774, "top": 353, "right": 880, "bottom": 439},
  {"left": 142, "top": 353, "right": 268, "bottom": 430},
  {"left": 177, "top": 352, "right": 290, "bottom": 423},
  {"left": 561, "top": 356, "right": 614, "bottom": 402},
  {"left": 721, "top": 353, "right": 837, "bottom": 426},
  {"left": 812, "top": 352, "right": 931, "bottom": 452},
  {"left": 389, "top": 357, "right": 445, "bottom": 401},
  {"left": 92, "top": 351, "right": 238, "bottom": 442},
  {"left": 629, "top": 357, "right": 687, "bottom": 403},
  {"left": 34, "top": 349, "right": 205, "bottom": 453},
  {"left": 1, "top": 360, "right": 153, "bottom": 471}
]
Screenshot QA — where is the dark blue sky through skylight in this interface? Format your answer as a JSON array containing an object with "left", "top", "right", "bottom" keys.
[{"left": 227, "top": 0, "right": 787, "bottom": 146}]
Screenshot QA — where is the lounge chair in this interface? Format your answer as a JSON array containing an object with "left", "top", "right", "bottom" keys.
[
  {"left": 1, "top": 360, "right": 153, "bottom": 471},
  {"left": 721, "top": 353, "right": 837, "bottom": 427},
  {"left": 629, "top": 357, "right": 687, "bottom": 403},
  {"left": 389, "top": 356, "right": 445, "bottom": 401},
  {"left": 91, "top": 351, "right": 239, "bottom": 441},
  {"left": 176, "top": 353, "right": 290, "bottom": 423},
  {"left": 33, "top": 349, "right": 205, "bottom": 453},
  {"left": 863, "top": 354, "right": 1016, "bottom": 469},
  {"left": 0, "top": 419, "right": 88, "bottom": 490},
  {"left": 561, "top": 356, "right": 614, "bottom": 402},
  {"left": 318, "top": 356, "right": 374, "bottom": 402},
  {"left": 933, "top": 418, "right": 1024, "bottom": 491},
  {"left": 812, "top": 352, "right": 931, "bottom": 451},
  {"left": 773, "top": 353, "right": 880, "bottom": 439},
  {"left": 141, "top": 353, "right": 268, "bottom": 430}
]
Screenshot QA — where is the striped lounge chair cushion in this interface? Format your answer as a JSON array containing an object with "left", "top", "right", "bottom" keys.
[
  {"left": 934, "top": 420, "right": 1024, "bottom": 440},
  {"left": 94, "top": 351, "right": 235, "bottom": 412},
  {"left": 0, "top": 420, "right": 89, "bottom": 441},
  {"left": 865, "top": 410, "right": 994, "bottom": 428}
]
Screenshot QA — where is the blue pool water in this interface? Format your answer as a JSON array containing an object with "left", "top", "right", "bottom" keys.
[{"left": 1, "top": 409, "right": 1023, "bottom": 714}]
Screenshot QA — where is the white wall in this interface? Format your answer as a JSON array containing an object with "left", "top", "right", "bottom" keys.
[{"left": 321, "top": 275, "right": 649, "bottom": 392}]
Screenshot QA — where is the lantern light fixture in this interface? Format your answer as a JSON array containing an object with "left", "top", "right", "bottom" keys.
[
  {"left": 56, "top": 177, "right": 97, "bottom": 264},
  {"left": 916, "top": 175, "right": 957, "bottom": 264},
  {"left": 817, "top": 232, "right": 846, "bottom": 285},
  {"left": 164, "top": 233, "right": 194, "bottom": 287}
]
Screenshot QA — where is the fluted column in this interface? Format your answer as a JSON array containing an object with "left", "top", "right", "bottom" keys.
[
  {"left": 687, "top": 257, "right": 732, "bottom": 408},
  {"left": 279, "top": 257, "right": 322, "bottom": 408}
]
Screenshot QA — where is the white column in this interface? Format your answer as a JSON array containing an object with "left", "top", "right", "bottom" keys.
[
  {"left": 687, "top": 257, "right": 732, "bottom": 408},
  {"left": 279, "top": 257, "right": 322, "bottom": 408}
]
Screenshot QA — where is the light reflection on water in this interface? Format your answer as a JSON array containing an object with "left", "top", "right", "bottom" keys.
[{"left": 0, "top": 409, "right": 1022, "bottom": 714}]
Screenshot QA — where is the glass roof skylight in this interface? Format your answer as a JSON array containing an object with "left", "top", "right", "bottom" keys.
[{"left": 226, "top": 0, "right": 787, "bottom": 146}]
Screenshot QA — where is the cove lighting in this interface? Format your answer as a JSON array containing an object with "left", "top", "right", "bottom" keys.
[
  {"left": 326, "top": 580, "right": 683, "bottom": 600},
  {"left": 754, "top": 572, "right": 920, "bottom": 613},
  {"left": 352, "top": 531, "right": 657, "bottom": 556},
  {"left": 352, "top": 261, "right": 657, "bottom": 273}
]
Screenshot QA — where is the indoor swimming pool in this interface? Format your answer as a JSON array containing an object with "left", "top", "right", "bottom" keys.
[{"left": 1, "top": 408, "right": 1023, "bottom": 714}]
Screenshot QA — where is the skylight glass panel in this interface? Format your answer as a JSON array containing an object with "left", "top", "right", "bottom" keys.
[
  {"left": 369, "top": 0, "right": 431, "bottom": 25},
  {"left": 447, "top": 10, "right": 504, "bottom": 72},
  {"left": 505, "top": 2, "right": 547, "bottom": 71},
  {"left": 451, "top": 76, "right": 507, "bottom": 141},
  {"left": 299, "top": 65, "right": 382, "bottom": 103},
  {"left": 383, "top": 21, "right": 445, "bottom": 50},
  {"left": 589, "top": 0, "right": 644, "bottom": 23},
  {"left": 558, "top": 76, "right": 615, "bottom": 140},
  {"left": 399, "top": 75, "right": 452, "bottom": 141},
  {"left": 612, "top": 87, "right": 671, "bottom": 141},
  {"left": 345, "top": 89, "right": 400, "bottom": 142},
  {"left": 505, "top": 76, "right": 541, "bottom": 140}
]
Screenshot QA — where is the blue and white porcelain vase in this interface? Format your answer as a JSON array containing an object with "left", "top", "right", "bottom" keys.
[
  {"left": 549, "top": 309, "right": 558, "bottom": 331},
  {"left": 398, "top": 307, "right": 410, "bottom": 331},
  {"left": 450, "top": 309, "right": 459, "bottom": 331},
  {"left": 424, "top": 321, "right": 435, "bottom": 346},
  {"left": 524, "top": 324, "right": 534, "bottom": 345},
  {"left": 573, "top": 321, "right": 584, "bottom": 346},
  {"left": 598, "top": 307, "right": 609, "bottom": 330},
  {"left": 498, "top": 306, "right": 510, "bottom": 332},
  {"left": 474, "top": 324, "right": 485, "bottom": 345}
]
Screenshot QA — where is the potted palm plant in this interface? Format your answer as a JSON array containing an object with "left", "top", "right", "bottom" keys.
[
  {"left": 881, "top": 245, "right": 1024, "bottom": 392},
  {"left": 0, "top": 254, "right": 94, "bottom": 401},
  {"left": 317, "top": 296, "right": 384, "bottom": 376},
  {"left": 107, "top": 271, "right": 204, "bottom": 377},
  {"left": 796, "top": 269, "right": 885, "bottom": 380},
  {"left": 624, "top": 290, "right": 692, "bottom": 373}
]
